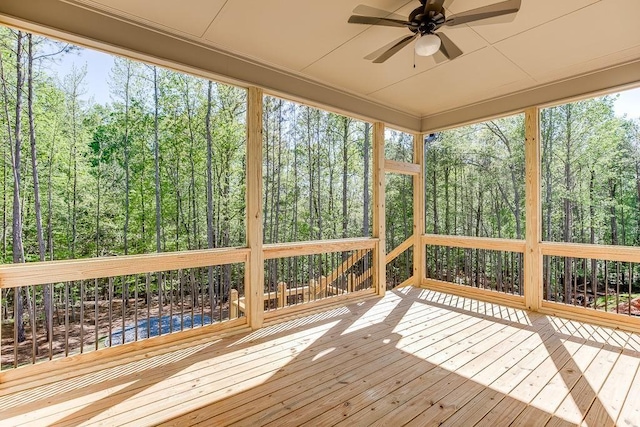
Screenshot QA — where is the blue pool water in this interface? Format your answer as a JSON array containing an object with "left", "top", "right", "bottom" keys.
[{"left": 107, "top": 314, "right": 212, "bottom": 346}]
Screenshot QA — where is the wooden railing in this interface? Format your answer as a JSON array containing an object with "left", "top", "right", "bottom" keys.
[
  {"left": 540, "top": 242, "right": 640, "bottom": 324},
  {"left": 229, "top": 238, "right": 377, "bottom": 317},
  {"left": 421, "top": 234, "right": 526, "bottom": 304},
  {"left": 0, "top": 248, "right": 249, "bottom": 371},
  {"left": 0, "top": 239, "right": 384, "bottom": 372},
  {"left": 419, "top": 234, "right": 640, "bottom": 330},
  {"left": 5, "top": 230, "right": 639, "bottom": 372},
  {"left": 386, "top": 235, "right": 414, "bottom": 289}
]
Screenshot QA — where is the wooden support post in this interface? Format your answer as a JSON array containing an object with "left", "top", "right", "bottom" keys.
[
  {"left": 524, "top": 107, "right": 542, "bottom": 311},
  {"left": 307, "top": 280, "right": 315, "bottom": 302},
  {"left": 246, "top": 87, "right": 264, "bottom": 329},
  {"left": 413, "top": 133, "right": 425, "bottom": 285},
  {"left": 230, "top": 289, "right": 238, "bottom": 319},
  {"left": 277, "top": 282, "right": 286, "bottom": 308},
  {"left": 372, "top": 122, "right": 386, "bottom": 296},
  {"left": 318, "top": 276, "right": 327, "bottom": 299}
]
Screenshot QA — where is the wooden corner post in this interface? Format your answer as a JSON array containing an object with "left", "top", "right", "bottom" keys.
[
  {"left": 524, "top": 107, "right": 542, "bottom": 311},
  {"left": 372, "top": 122, "right": 386, "bottom": 296},
  {"left": 413, "top": 133, "right": 425, "bottom": 285},
  {"left": 246, "top": 87, "right": 264, "bottom": 329}
]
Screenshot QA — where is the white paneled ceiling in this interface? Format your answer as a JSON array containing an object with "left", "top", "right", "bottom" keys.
[{"left": 66, "top": 0, "right": 639, "bottom": 118}]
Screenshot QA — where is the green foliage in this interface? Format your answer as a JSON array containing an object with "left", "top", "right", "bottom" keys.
[
  {"left": 0, "top": 30, "right": 247, "bottom": 263},
  {"left": 262, "top": 97, "right": 371, "bottom": 244},
  {"left": 425, "top": 114, "right": 526, "bottom": 240}
]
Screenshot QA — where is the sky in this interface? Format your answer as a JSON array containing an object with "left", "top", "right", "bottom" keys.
[
  {"left": 45, "top": 46, "right": 114, "bottom": 106},
  {"left": 46, "top": 46, "right": 640, "bottom": 119}
]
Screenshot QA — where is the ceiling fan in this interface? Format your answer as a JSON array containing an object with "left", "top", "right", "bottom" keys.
[{"left": 347, "top": 0, "right": 521, "bottom": 63}]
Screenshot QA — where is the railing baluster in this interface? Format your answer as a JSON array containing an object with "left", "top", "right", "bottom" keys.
[
  {"left": 158, "top": 271, "right": 163, "bottom": 337},
  {"left": 65, "top": 281, "right": 69, "bottom": 357},
  {"left": 179, "top": 269, "right": 184, "bottom": 332},
  {"left": 49, "top": 282, "right": 53, "bottom": 360},
  {"left": 616, "top": 261, "right": 621, "bottom": 314},
  {"left": 134, "top": 275, "right": 138, "bottom": 342},
  {"left": 169, "top": 270, "right": 174, "bottom": 334},
  {"left": 108, "top": 276, "right": 113, "bottom": 346},
  {"left": 146, "top": 273, "right": 151, "bottom": 340},
  {"left": 14, "top": 288, "right": 18, "bottom": 369},
  {"left": 80, "top": 280, "right": 84, "bottom": 354},
  {"left": 94, "top": 278, "right": 99, "bottom": 352},
  {"left": 121, "top": 276, "right": 126, "bottom": 344}
]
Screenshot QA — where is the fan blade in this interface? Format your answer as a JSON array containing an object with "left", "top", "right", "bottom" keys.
[
  {"left": 436, "top": 32, "right": 463, "bottom": 60},
  {"left": 433, "top": 50, "right": 448, "bottom": 64},
  {"left": 348, "top": 15, "right": 409, "bottom": 27},
  {"left": 443, "top": 0, "right": 456, "bottom": 10},
  {"left": 425, "top": 0, "right": 446, "bottom": 13},
  {"left": 372, "top": 33, "right": 418, "bottom": 63},
  {"left": 352, "top": 5, "right": 406, "bottom": 21},
  {"left": 365, "top": 35, "right": 413, "bottom": 60},
  {"left": 445, "top": 0, "right": 520, "bottom": 26}
]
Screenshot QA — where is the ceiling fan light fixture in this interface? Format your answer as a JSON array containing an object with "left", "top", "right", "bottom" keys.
[{"left": 414, "top": 34, "right": 441, "bottom": 56}]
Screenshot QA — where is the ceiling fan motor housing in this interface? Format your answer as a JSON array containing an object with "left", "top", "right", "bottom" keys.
[{"left": 409, "top": 5, "right": 445, "bottom": 35}]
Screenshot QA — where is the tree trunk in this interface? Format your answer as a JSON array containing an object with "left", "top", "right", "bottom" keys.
[
  {"left": 153, "top": 67, "right": 162, "bottom": 253},
  {"left": 444, "top": 163, "right": 450, "bottom": 281},
  {"left": 183, "top": 77, "right": 198, "bottom": 250},
  {"left": 47, "top": 134, "right": 55, "bottom": 261},
  {"left": 205, "top": 81, "right": 215, "bottom": 302},
  {"left": 11, "top": 31, "right": 26, "bottom": 342},
  {"left": 589, "top": 170, "right": 597, "bottom": 296},
  {"left": 342, "top": 117, "right": 349, "bottom": 239},
  {"left": 609, "top": 178, "right": 619, "bottom": 245},
  {"left": 563, "top": 105, "right": 573, "bottom": 303},
  {"left": 123, "top": 63, "right": 131, "bottom": 256},
  {"left": 2, "top": 118, "right": 6, "bottom": 261},
  {"left": 27, "top": 34, "right": 50, "bottom": 344},
  {"left": 274, "top": 100, "right": 283, "bottom": 244}
]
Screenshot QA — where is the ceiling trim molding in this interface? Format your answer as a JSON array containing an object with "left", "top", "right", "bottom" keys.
[
  {"left": 0, "top": 0, "right": 422, "bottom": 132},
  {"left": 422, "top": 59, "right": 640, "bottom": 132}
]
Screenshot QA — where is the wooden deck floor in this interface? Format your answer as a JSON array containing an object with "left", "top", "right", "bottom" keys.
[{"left": 2, "top": 287, "right": 640, "bottom": 426}]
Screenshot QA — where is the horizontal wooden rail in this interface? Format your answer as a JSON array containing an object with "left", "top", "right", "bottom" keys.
[
  {"left": 386, "top": 235, "right": 414, "bottom": 264},
  {"left": 423, "top": 234, "right": 526, "bottom": 253},
  {"left": 541, "top": 300, "right": 640, "bottom": 333},
  {"left": 540, "top": 242, "right": 640, "bottom": 263},
  {"left": 420, "top": 278, "right": 525, "bottom": 308},
  {"left": 263, "top": 238, "right": 377, "bottom": 260},
  {"left": 384, "top": 160, "right": 421, "bottom": 176},
  {"left": 0, "top": 247, "right": 250, "bottom": 289}
]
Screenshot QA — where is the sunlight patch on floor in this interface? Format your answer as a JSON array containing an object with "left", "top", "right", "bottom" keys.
[
  {"left": 232, "top": 306, "right": 350, "bottom": 345},
  {"left": 340, "top": 292, "right": 403, "bottom": 335},
  {"left": 5, "top": 381, "right": 136, "bottom": 427},
  {"left": 0, "top": 340, "right": 216, "bottom": 412}
]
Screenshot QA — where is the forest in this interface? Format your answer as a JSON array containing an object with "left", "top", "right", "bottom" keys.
[
  {"left": 1, "top": 25, "right": 640, "bottom": 367},
  {"left": 424, "top": 98, "right": 640, "bottom": 307},
  {"left": 0, "top": 27, "right": 377, "bottom": 362}
]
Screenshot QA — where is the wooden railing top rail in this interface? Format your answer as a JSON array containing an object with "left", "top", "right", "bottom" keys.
[
  {"left": 0, "top": 247, "right": 250, "bottom": 289},
  {"left": 422, "top": 234, "right": 526, "bottom": 253},
  {"left": 263, "top": 237, "right": 377, "bottom": 260},
  {"left": 384, "top": 160, "right": 421, "bottom": 176},
  {"left": 386, "top": 235, "right": 414, "bottom": 264},
  {"left": 541, "top": 242, "right": 640, "bottom": 263}
]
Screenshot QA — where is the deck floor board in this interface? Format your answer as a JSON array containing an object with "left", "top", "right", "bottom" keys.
[{"left": 2, "top": 287, "right": 640, "bottom": 427}]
